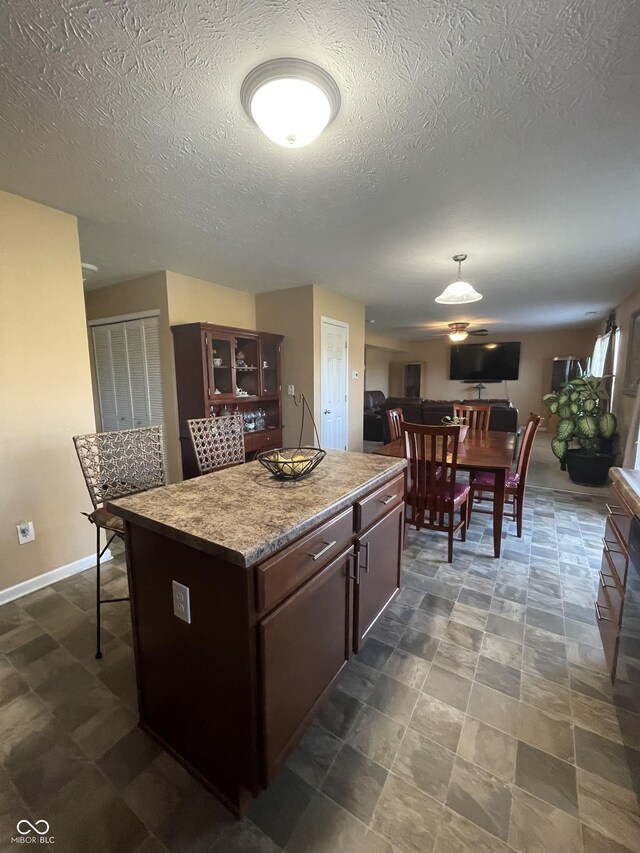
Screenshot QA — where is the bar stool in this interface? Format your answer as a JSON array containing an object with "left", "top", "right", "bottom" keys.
[
  {"left": 187, "top": 414, "right": 245, "bottom": 474},
  {"left": 73, "top": 425, "right": 166, "bottom": 658}
]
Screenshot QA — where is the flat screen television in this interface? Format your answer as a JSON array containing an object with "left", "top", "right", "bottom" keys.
[{"left": 450, "top": 341, "right": 521, "bottom": 382}]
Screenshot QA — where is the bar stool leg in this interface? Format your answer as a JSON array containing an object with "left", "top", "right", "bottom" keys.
[{"left": 95, "top": 525, "right": 102, "bottom": 660}]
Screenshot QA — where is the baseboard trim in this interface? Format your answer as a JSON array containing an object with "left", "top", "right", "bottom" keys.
[{"left": 0, "top": 549, "right": 113, "bottom": 606}]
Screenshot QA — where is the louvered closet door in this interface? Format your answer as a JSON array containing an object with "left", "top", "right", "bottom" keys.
[{"left": 92, "top": 317, "right": 164, "bottom": 433}]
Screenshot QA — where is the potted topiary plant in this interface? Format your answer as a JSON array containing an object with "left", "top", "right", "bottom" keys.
[{"left": 542, "top": 377, "right": 617, "bottom": 486}]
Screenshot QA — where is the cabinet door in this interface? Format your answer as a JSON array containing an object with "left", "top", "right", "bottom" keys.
[
  {"left": 259, "top": 547, "right": 353, "bottom": 782},
  {"left": 355, "top": 505, "right": 403, "bottom": 651},
  {"left": 259, "top": 336, "right": 281, "bottom": 396}
]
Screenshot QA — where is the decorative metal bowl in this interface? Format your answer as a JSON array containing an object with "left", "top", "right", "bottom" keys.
[{"left": 257, "top": 447, "right": 326, "bottom": 480}]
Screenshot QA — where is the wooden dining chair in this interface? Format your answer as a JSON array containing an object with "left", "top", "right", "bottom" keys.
[
  {"left": 402, "top": 422, "right": 471, "bottom": 563},
  {"left": 453, "top": 403, "right": 492, "bottom": 431},
  {"left": 188, "top": 414, "right": 245, "bottom": 475},
  {"left": 73, "top": 425, "right": 166, "bottom": 658},
  {"left": 469, "top": 412, "right": 542, "bottom": 537},
  {"left": 386, "top": 407, "right": 403, "bottom": 441}
]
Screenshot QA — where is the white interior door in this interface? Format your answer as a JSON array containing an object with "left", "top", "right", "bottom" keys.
[{"left": 320, "top": 318, "right": 348, "bottom": 450}]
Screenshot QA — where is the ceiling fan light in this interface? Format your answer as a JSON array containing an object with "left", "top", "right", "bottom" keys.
[
  {"left": 435, "top": 280, "right": 483, "bottom": 304},
  {"left": 241, "top": 59, "right": 340, "bottom": 148},
  {"left": 449, "top": 330, "right": 468, "bottom": 342}
]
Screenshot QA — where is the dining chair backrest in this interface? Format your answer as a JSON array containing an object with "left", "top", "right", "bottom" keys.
[
  {"left": 402, "top": 422, "right": 461, "bottom": 523},
  {"left": 188, "top": 414, "right": 245, "bottom": 475},
  {"left": 452, "top": 403, "right": 491, "bottom": 432},
  {"left": 386, "top": 407, "right": 404, "bottom": 441},
  {"left": 73, "top": 425, "right": 166, "bottom": 508},
  {"left": 515, "top": 412, "right": 542, "bottom": 484}
]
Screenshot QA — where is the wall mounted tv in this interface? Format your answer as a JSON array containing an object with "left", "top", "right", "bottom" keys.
[{"left": 450, "top": 341, "right": 521, "bottom": 382}]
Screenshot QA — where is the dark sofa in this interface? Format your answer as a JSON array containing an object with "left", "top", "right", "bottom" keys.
[{"left": 364, "top": 392, "right": 519, "bottom": 443}]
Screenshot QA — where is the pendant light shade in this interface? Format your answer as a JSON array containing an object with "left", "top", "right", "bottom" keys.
[
  {"left": 435, "top": 254, "right": 483, "bottom": 304},
  {"left": 241, "top": 59, "right": 340, "bottom": 148}
]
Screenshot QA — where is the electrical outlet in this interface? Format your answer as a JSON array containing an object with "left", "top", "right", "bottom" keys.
[
  {"left": 288, "top": 385, "right": 295, "bottom": 396},
  {"left": 16, "top": 521, "right": 35, "bottom": 545},
  {"left": 172, "top": 580, "right": 191, "bottom": 624}
]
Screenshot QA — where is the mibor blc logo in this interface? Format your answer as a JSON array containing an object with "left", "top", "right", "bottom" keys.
[{"left": 11, "top": 820, "right": 55, "bottom": 845}]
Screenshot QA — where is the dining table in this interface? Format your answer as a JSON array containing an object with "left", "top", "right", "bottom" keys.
[{"left": 373, "top": 429, "right": 517, "bottom": 558}]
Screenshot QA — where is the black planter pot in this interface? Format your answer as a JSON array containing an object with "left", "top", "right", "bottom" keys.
[{"left": 564, "top": 450, "right": 613, "bottom": 486}]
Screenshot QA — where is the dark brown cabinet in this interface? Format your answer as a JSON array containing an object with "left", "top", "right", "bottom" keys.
[
  {"left": 259, "top": 546, "right": 354, "bottom": 780},
  {"left": 355, "top": 504, "right": 403, "bottom": 650},
  {"left": 172, "top": 323, "right": 284, "bottom": 477},
  {"left": 597, "top": 491, "right": 632, "bottom": 679}
]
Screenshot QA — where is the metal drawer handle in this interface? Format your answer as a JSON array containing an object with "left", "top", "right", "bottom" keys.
[
  {"left": 595, "top": 602, "right": 614, "bottom": 623},
  {"left": 360, "top": 541, "right": 371, "bottom": 573},
  {"left": 308, "top": 540, "right": 337, "bottom": 561},
  {"left": 347, "top": 550, "right": 360, "bottom": 584},
  {"left": 599, "top": 570, "right": 615, "bottom": 589},
  {"left": 602, "top": 536, "right": 625, "bottom": 557},
  {"left": 606, "top": 502, "right": 629, "bottom": 517},
  {"left": 378, "top": 494, "right": 397, "bottom": 505}
]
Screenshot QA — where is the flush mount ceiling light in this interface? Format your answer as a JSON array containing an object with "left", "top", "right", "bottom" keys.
[
  {"left": 241, "top": 58, "right": 340, "bottom": 148},
  {"left": 435, "top": 254, "right": 483, "bottom": 304}
]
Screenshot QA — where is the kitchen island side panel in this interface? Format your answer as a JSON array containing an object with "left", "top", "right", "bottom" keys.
[{"left": 125, "top": 521, "right": 260, "bottom": 810}]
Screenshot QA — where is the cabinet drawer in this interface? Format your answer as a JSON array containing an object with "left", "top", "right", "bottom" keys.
[
  {"left": 601, "top": 539, "right": 627, "bottom": 592},
  {"left": 604, "top": 514, "right": 631, "bottom": 563},
  {"left": 595, "top": 589, "right": 620, "bottom": 678},
  {"left": 244, "top": 429, "right": 282, "bottom": 453},
  {"left": 596, "top": 577, "right": 623, "bottom": 630},
  {"left": 255, "top": 506, "right": 353, "bottom": 613},
  {"left": 356, "top": 473, "right": 404, "bottom": 532}
]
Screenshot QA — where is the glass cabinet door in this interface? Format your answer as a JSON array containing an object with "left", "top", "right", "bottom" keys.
[
  {"left": 208, "top": 336, "right": 233, "bottom": 398},
  {"left": 260, "top": 337, "right": 280, "bottom": 396}
]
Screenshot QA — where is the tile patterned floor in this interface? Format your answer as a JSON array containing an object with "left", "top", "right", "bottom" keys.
[{"left": 1, "top": 489, "right": 640, "bottom": 852}]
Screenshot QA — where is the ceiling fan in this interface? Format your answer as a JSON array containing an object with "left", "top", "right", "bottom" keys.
[{"left": 428, "top": 322, "right": 489, "bottom": 342}]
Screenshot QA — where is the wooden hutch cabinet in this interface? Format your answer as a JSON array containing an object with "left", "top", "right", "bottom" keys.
[{"left": 172, "top": 323, "right": 284, "bottom": 478}]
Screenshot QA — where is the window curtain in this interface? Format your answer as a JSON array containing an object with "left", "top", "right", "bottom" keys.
[
  {"left": 591, "top": 333, "right": 610, "bottom": 378},
  {"left": 591, "top": 328, "right": 619, "bottom": 409}
]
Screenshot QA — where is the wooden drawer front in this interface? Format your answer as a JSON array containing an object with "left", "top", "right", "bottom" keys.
[
  {"left": 259, "top": 547, "right": 352, "bottom": 781},
  {"left": 604, "top": 514, "right": 630, "bottom": 562},
  {"left": 356, "top": 473, "right": 404, "bottom": 532},
  {"left": 601, "top": 538, "right": 627, "bottom": 592},
  {"left": 256, "top": 506, "right": 353, "bottom": 613},
  {"left": 244, "top": 429, "right": 282, "bottom": 453},
  {"left": 596, "top": 575, "right": 623, "bottom": 631},
  {"left": 596, "top": 597, "right": 619, "bottom": 679}
]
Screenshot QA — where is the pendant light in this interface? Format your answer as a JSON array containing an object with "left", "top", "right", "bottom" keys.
[
  {"left": 435, "top": 254, "right": 483, "bottom": 304},
  {"left": 241, "top": 59, "right": 340, "bottom": 148}
]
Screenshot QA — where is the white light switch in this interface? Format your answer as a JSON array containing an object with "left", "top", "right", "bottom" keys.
[
  {"left": 352, "top": 370, "right": 360, "bottom": 380},
  {"left": 172, "top": 580, "right": 191, "bottom": 624}
]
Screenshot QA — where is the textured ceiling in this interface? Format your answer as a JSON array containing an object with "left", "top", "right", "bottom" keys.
[{"left": 1, "top": 0, "right": 640, "bottom": 337}]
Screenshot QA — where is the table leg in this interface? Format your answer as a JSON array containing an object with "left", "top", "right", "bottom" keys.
[{"left": 493, "top": 469, "right": 506, "bottom": 558}]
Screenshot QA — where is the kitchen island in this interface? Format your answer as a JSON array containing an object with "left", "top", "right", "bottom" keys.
[{"left": 108, "top": 450, "right": 406, "bottom": 814}]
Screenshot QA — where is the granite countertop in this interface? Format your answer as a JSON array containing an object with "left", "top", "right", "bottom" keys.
[
  {"left": 610, "top": 468, "right": 640, "bottom": 517},
  {"left": 107, "top": 450, "right": 406, "bottom": 568}
]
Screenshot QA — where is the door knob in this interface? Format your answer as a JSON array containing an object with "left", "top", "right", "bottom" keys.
[{"left": 324, "top": 409, "right": 331, "bottom": 414}]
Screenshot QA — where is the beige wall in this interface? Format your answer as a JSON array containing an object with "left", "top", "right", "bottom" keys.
[
  {"left": 0, "top": 191, "right": 96, "bottom": 593},
  {"left": 313, "top": 286, "right": 365, "bottom": 451},
  {"left": 166, "top": 271, "right": 256, "bottom": 329},
  {"left": 395, "top": 329, "right": 597, "bottom": 427},
  {"left": 365, "top": 347, "right": 394, "bottom": 396},
  {"left": 255, "top": 286, "right": 315, "bottom": 447},
  {"left": 365, "top": 329, "right": 407, "bottom": 351},
  {"left": 610, "top": 284, "right": 640, "bottom": 454}
]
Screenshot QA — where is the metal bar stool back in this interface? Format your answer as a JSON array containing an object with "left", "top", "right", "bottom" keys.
[
  {"left": 73, "top": 425, "right": 166, "bottom": 658},
  {"left": 187, "top": 414, "right": 245, "bottom": 475}
]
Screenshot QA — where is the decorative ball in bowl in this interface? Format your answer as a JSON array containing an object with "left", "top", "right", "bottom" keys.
[{"left": 257, "top": 447, "right": 326, "bottom": 480}]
